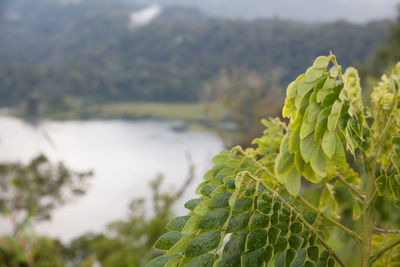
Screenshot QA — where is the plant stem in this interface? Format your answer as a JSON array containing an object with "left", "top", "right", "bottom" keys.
[
  {"left": 369, "top": 236, "right": 400, "bottom": 265},
  {"left": 297, "top": 195, "right": 362, "bottom": 242},
  {"left": 336, "top": 174, "right": 365, "bottom": 200},
  {"left": 361, "top": 151, "right": 376, "bottom": 267}
]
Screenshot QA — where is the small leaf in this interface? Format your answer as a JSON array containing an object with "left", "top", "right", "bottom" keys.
[
  {"left": 182, "top": 253, "right": 214, "bottom": 267},
  {"left": 375, "top": 175, "right": 386, "bottom": 196},
  {"left": 327, "top": 100, "right": 342, "bottom": 131},
  {"left": 286, "top": 248, "right": 297, "bottom": 267},
  {"left": 234, "top": 197, "right": 253, "bottom": 212},
  {"left": 322, "top": 130, "right": 337, "bottom": 159},
  {"left": 287, "top": 81, "right": 297, "bottom": 99},
  {"left": 193, "top": 199, "right": 212, "bottom": 216},
  {"left": 246, "top": 229, "right": 267, "bottom": 250},
  {"left": 310, "top": 146, "right": 326, "bottom": 177},
  {"left": 220, "top": 232, "right": 246, "bottom": 266},
  {"left": 165, "top": 234, "right": 194, "bottom": 256},
  {"left": 154, "top": 232, "right": 183, "bottom": 250},
  {"left": 290, "top": 223, "right": 303, "bottom": 234},
  {"left": 289, "top": 128, "right": 301, "bottom": 153},
  {"left": 300, "top": 134, "right": 316, "bottom": 163},
  {"left": 211, "top": 150, "right": 229, "bottom": 165},
  {"left": 268, "top": 226, "right": 281, "bottom": 244},
  {"left": 146, "top": 254, "right": 181, "bottom": 267},
  {"left": 314, "top": 107, "right": 331, "bottom": 141},
  {"left": 300, "top": 120, "right": 316, "bottom": 140},
  {"left": 182, "top": 215, "right": 201, "bottom": 235},
  {"left": 185, "top": 198, "right": 206, "bottom": 211},
  {"left": 226, "top": 213, "right": 250, "bottom": 233},
  {"left": 211, "top": 192, "right": 232, "bottom": 208},
  {"left": 305, "top": 66, "right": 324, "bottom": 83},
  {"left": 167, "top": 215, "right": 192, "bottom": 232},
  {"left": 307, "top": 103, "right": 323, "bottom": 123},
  {"left": 307, "top": 246, "right": 319, "bottom": 261},
  {"left": 185, "top": 230, "right": 222, "bottom": 257},
  {"left": 200, "top": 185, "right": 218, "bottom": 197},
  {"left": 289, "top": 235, "right": 304, "bottom": 250},
  {"left": 313, "top": 56, "right": 331, "bottom": 69},
  {"left": 198, "top": 209, "right": 229, "bottom": 229},
  {"left": 286, "top": 167, "right": 301, "bottom": 195},
  {"left": 241, "top": 248, "right": 266, "bottom": 267},
  {"left": 250, "top": 214, "right": 269, "bottom": 228}
]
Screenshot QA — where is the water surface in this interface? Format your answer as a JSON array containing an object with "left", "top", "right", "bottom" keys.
[{"left": 0, "top": 117, "right": 222, "bottom": 240}]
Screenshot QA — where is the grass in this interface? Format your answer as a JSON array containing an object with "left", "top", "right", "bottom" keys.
[{"left": 48, "top": 101, "right": 230, "bottom": 122}]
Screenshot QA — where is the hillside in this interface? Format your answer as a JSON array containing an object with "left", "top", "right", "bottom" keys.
[{"left": 0, "top": 0, "right": 390, "bottom": 117}]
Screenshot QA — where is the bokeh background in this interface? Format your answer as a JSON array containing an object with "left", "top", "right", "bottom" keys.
[{"left": 0, "top": 0, "right": 399, "bottom": 266}]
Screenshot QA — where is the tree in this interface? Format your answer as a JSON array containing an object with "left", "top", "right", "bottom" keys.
[
  {"left": 0, "top": 154, "right": 92, "bottom": 236},
  {"left": 148, "top": 54, "right": 400, "bottom": 266}
]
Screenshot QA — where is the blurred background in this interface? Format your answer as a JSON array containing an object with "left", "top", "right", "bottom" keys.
[{"left": 0, "top": 0, "right": 399, "bottom": 266}]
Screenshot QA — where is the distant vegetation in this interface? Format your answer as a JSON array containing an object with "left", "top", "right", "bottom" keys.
[{"left": 0, "top": 0, "right": 389, "bottom": 118}]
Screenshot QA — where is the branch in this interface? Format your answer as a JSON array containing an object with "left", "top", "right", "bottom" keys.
[
  {"left": 336, "top": 174, "right": 365, "bottom": 200},
  {"left": 369, "top": 236, "right": 400, "bottom": 265},
  {"left": 241, "top": 171, "right": 347, "bottom": 267},
  {"left": 374, "top": 228, "right": 400, "bottom": 234}
]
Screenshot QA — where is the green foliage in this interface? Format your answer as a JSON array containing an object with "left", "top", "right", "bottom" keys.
[{"left": 149, "top": 54, "right": 400, "bottom": 266}]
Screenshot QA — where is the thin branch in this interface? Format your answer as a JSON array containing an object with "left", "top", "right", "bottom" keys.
[
  {"left": 369, "top": 236, "right": 400, "bottom": 265},
  {"left": 296, "top": 195, "right": 362, "bottom": 242},
  {"left": 336, "top": 174, "right": 365, "bottom": 200},
  {"left": 241, "top": 171, "right": 347, "bottom": 267},
  {"left": 374, "top": 228, "right": 400, "bottom": 234}
]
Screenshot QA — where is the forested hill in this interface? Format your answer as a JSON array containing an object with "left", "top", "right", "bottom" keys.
[{"left": 0, "top": 0, "right": 389, "bottom": 114}]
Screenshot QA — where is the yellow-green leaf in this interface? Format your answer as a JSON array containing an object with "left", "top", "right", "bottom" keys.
[{"left": 322, "top": 131, "right": 337, "bottom": 159}]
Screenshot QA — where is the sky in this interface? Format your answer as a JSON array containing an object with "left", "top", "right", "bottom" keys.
[{"left": 130, "top": 0, "right": 400, "bottom": 22}]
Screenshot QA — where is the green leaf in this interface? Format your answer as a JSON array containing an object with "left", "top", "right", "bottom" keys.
[
  {"left": 314, "top": 106, "right": 331, "bottom": 141},
  {"left": 289, "top": 128, "right": 301, "bottom": 153},
  {"left": 294, "top": 152, "right": 305, "bottom": 173},
  {"left": 250, "top": 214, "right": 269, "bottom": 228},
  {"left": 276, "top": 151, "right": 294, "bottom": 174},
  {"left": 185, "top": 198, "right": 206, "bottom": 211},
  {"left": 322, "top": 130, "right": 337, "bottom": 159},
  {"left": 307, "top": 103, "right": 323, "bottom": 123},
  {"left": 257, "top": 200, "right": 272, "bottom": 214},
  {"left": 274, "top": 237, "right": 288, "bottom": 254},
  {"left": 165, "top": 234, "right": 194, "bottom": 256},
  {"left": 146, "top": 254, "right": 181, "bottom": 267},
  {"left": 313, "top": 56, "right": 330, "bottom": 69},
  {"left": 200, "top": 185, "right": 218, "bottom": 197},
  {"left": 211, "top": 192, "right": 232, "bottom": 208},
  {"left": 286, "top": 248, "right": 297, "bottom": 267},
  {"left": 305, "top": 66, "right": 324, "bottom": 83},
  {"left": 289, "top": 235, "right": 304, "bottom": 250},
  {"left": 182, "top": 253, "right": 214, "bottom": 267},
  {"left": 219, "top": 232, "right": 246, "bottom": 266},
  {"left": 327, "top": 100, "right": 342, "bottom": 131},
  {"left": 307, "top": 246, "right": 319, "bottom": 261},
  {"left": 286, "top": 167, "right": 301, "bottom": 195},
  {"left": 154, "top": 232, "right": 184, "bottom": 250},
  {"left": 211, "top": 150, "right": 229, "bottom": 165},
  {"left": 185, "top": 230, "right": 222, "bottom": 257},
  {"left": 290, "top": 223, "right": 303, "bottom": 234},
  {"left": 198, "top": 209, "right": 229, "bottom": 229},
  {"left": 268, "top": 226, "right": 281, "bottom": 244},
  {"left": 286, "top": 81, "right": 297, "bottom": 99},
  {"left": 393, "top": 136, "right": 400, "bottom": 145},
  {"left": 182, "top": 215, "right": 201, "bottom": 235},
  {"left": 166, "top": 215, "right": 192, "bottom": 232},
  {"left": 300, "top": 119, "right": 316, "bottom": 140},
  {"left": 241, "top": 248, "right": 266, "bottom": 267},
  {"left": 375, "top": 175, "right": 386, "bottom": 196},
  {"left": 310, "top": 146, "right": 326, "bottom": 177},
  {"left": 302, "top": 163, "right": 318, "bottom": 183},
  {"left": 246, "top": 229, "right": 267, "bottom": 250},
  {"left": 234, "top": 197, "right": 253, "bottom": 212},
  {"left": 226, "top": 213, "right": 250, "bottom": 233},
  {"left": 300, "top": 134, "right": 316, "bottom": 163},
  {"left": 194, "top": 199, "right": 212, "bottom": 216}
]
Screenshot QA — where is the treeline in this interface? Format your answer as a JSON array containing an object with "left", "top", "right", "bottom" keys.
[{"left": 0, "top": 0, "right": 390, "bottom": 115}]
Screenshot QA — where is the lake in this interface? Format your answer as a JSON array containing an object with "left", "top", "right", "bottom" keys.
[{"left": 0, "top": 117, "right": 223, "bottom": 241}]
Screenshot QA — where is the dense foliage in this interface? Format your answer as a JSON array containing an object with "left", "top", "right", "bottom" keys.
[
  {"left": 0, "top": 0, "right": 388, "bottom": 116},
  {"left": 149, "top": 54, "right": 400, "bottom": 266}
]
